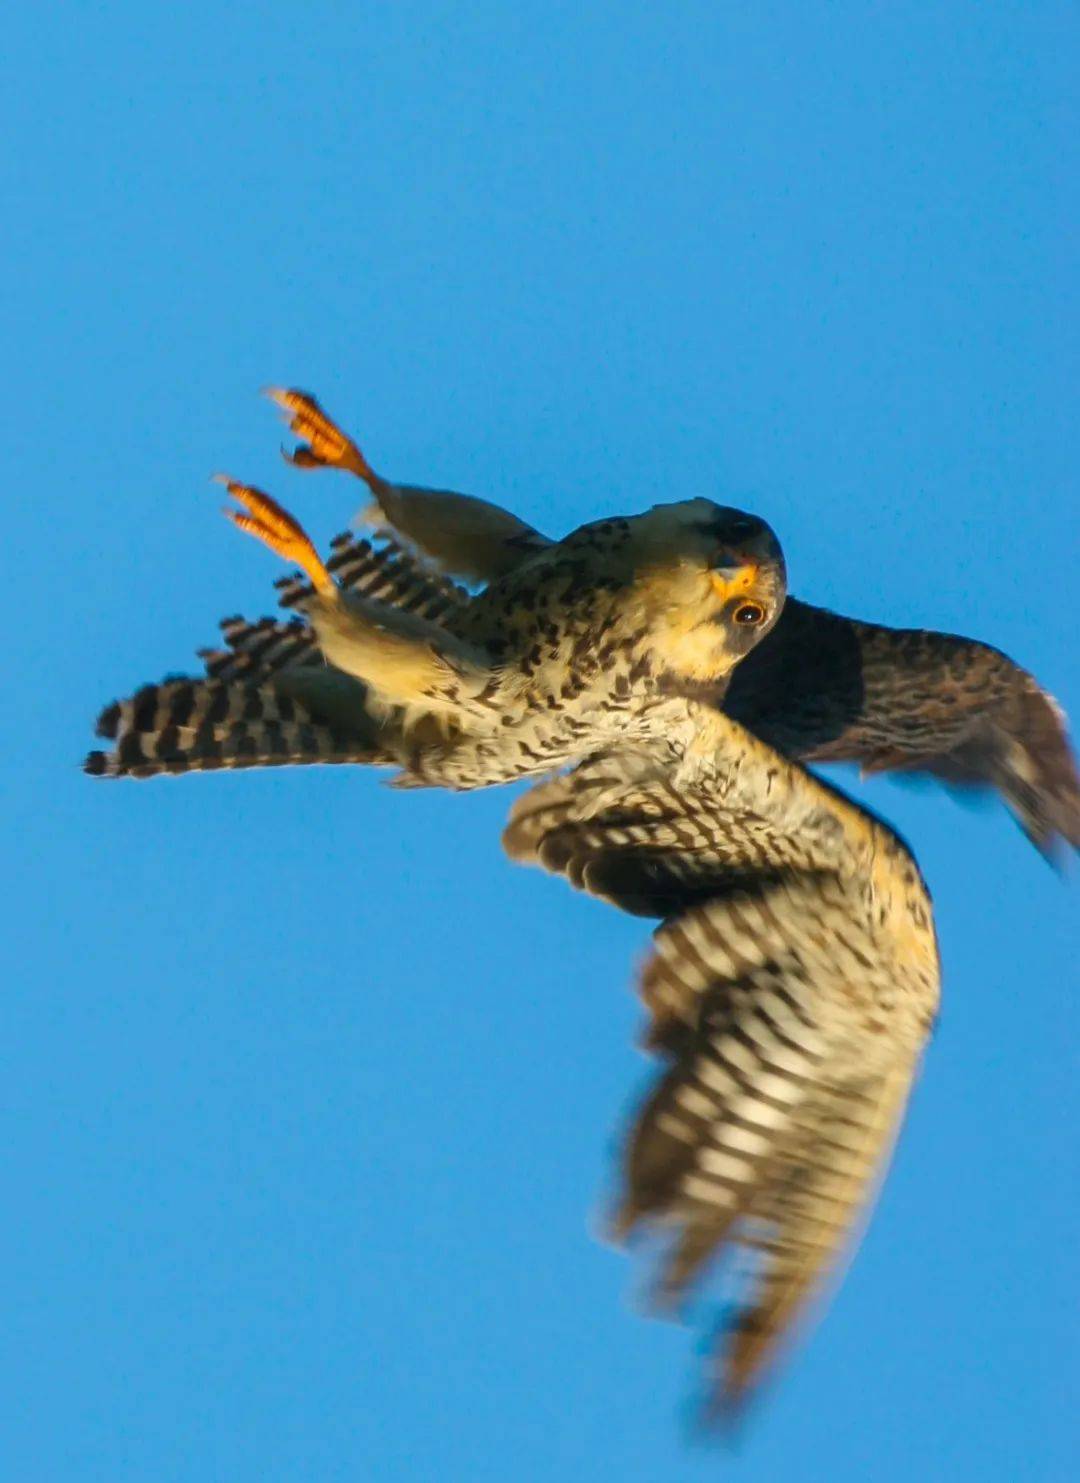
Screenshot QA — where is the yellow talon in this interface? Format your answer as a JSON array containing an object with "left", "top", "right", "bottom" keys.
[
  {"left": 215, "top": 475, "right": 335, "bottom": 597},
  {"left": 263, "top": 386, "right": 388, "bottom": 493}
]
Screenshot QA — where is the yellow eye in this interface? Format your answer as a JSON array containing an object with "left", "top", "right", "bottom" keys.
[{"left": 733, "top": 601, "right": 766, "bottom": 626}]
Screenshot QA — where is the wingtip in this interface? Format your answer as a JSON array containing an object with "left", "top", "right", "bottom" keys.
[
  {"left": 1009, "top": 679, "right": 1080, "bottom": 862},
  {"left": 693, "top": 1382, "right": 755, "bottom": 1445},
  {"left": 1023, "top": 822, "right": 1074, "bottom": 871},
  {"left": 687, "top": 1307, "right": 783, "bottom": 1440}
]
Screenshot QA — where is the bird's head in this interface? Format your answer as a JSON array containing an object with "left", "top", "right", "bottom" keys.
[{"left": 623, "top": 498, "right": 786, "bottom": 685}]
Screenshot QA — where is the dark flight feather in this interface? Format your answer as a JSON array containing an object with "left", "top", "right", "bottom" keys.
[{"left": 722, "top": 598, "right": 1080, "bottom": 858}]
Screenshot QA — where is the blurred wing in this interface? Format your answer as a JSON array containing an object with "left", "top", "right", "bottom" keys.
[
  {"left": 633, "top": 899, "right": 922, "bottom": 1416},
  {"left": 722, "top": 597, "right": 1080, "bottom": 858},
  {"left": 505, "top": 742, "right": 937, "bottom": 1413}
]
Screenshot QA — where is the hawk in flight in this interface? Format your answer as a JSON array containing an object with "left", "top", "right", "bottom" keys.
[
  {"left": 88, "top": 389, "right": 1079, "bottom": 857},
  {"left": 85, "top": 390, "right": 1076, "bottom": 1416},
  {"left": 260, "top": 389, "right": 1080, "bottom": 856},
  {"left": 88, "top": 476, "right": 787, "bottom": 791}
]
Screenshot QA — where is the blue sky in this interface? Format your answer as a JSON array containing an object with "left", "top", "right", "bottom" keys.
[{"left": 4, "top": 4, "right": 1077, "bottom": 1479}]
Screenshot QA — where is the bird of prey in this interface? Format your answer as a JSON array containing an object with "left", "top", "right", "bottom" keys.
[
  {"left": 247, "top": 389, "right": 1079, "bottom": 857},
  {"left": 87, "top": 480, "right": 787, "bottom": 790},
  {"left": 81, "top": 390, "right": 1064, "bottom": 1416}
]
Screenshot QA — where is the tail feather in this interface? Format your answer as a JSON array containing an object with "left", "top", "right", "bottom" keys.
[
  {"left": 276, "top": 529, "right": 467, "bottom": 616},
  {"left": 200, "top": 616, "right": 314, "bottom": 682},
  {"left": 86, "top": 528, "right": 469, "bottom": 781},
  {"left": 85, "top": 675, "right": 388, "bottom": 779}
]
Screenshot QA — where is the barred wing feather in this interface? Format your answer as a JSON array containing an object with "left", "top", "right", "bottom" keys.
[{"left": 505, "top": 731, "right": 938, "bottom": 1413}]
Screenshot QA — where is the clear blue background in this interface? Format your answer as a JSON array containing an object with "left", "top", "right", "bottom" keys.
[{"left": 5, "top": 4, "right": 1077, "bottom": 1479}]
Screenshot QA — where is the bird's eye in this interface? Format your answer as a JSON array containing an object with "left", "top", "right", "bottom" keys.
[
  {"left": 725, "top": 517, "right": 757, "bottom": 538},
  {"left": 733, "top": 601, "right": 766, "bottom": 625}
]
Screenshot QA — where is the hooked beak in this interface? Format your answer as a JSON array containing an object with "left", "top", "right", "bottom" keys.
[{"left": 710, "top": 558, "right": 760, "bottom": 601}]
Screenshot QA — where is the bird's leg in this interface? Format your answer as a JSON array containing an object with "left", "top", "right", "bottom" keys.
[
  {"left": 217, "top": 477, "right": 337, "bottom": 598},
  {"left": 265, "top": 387, "right": 390, "bottom": 493},
  {"left": 218, "top": 477, "right": 502, "bottom": 720},
  {"left": 265, "top": 385, "right": 552, "bottom": 584}
]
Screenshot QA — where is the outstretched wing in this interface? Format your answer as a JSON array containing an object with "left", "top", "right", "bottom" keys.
[
  {"left": 86, "top": 530, "right": 466, "bottom": 779},
  {"left": 506, "top": 734, "right": 938, "bottom": 1415},
  {"left": 722, "top": 597, "right": 1080, "bottom": 858}
]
